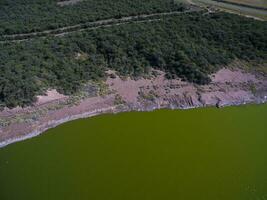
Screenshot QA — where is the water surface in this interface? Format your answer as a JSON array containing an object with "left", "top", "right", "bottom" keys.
[{"left": 0, "top": 104, "right": 267, "bottom": 200}]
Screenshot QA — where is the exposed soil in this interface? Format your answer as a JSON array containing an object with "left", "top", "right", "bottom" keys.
[
  {"left": 57, "top": 0, "right": 84, "bottom": 6},
  {"left": 36, "top": 89, "right": 68, "bottom": 106},
  {"left": 211, "top": 0, "right": 267, "bottom": 10},
  {"left": 0, "top": 68, "right": 266, "bottom": 148},
  {"left": 107, "top": 68, "right": 266, "bottom": 108}
]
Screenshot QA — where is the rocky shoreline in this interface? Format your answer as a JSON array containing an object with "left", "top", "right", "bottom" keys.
[
  {"left": 0, "top": 68, "right": 266, "bottom": 149},
  {"left": 0, "top": 97, "right": 266, "bottom": 149},
  {"left": 0, "top": 106, "right": 118, "bottom": 148}
]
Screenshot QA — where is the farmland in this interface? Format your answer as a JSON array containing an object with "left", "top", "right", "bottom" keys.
[
  {"left": 192, "top": 0, "right": 267, "bottom": 19},
  {"left": 219, "top": 0, "right": 267, "bottom": 8}
]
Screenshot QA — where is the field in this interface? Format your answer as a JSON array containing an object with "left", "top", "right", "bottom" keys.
[
  {"left": 192, "top": 0, "right": 267, "bottom": 19},
  {"left": 221, "top": 0, "right": 267, "bottom": 8},
  {"left": 174, "top": 0, "right": 191, "bottom": 3}
]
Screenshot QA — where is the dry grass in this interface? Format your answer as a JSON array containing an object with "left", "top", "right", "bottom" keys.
[
  {"left": 192, "top": 0, "right": 267, "bottom": 20},
  {"left": 57, "top": 0, "right": 83, "bottom": 6},
  {"left": 224, "top": 0, "right": 267, "bottom": 8}
]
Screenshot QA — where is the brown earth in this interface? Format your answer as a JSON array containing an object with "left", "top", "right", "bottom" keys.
[
  {"left": 0, "top": 68, "right": 266, "bottom": 148},
  {"left": 57, "top": 0, "right": 84, "bottom": 6},
  {"left": 217, "top": 0, "right": 267, "bottom": 8}
]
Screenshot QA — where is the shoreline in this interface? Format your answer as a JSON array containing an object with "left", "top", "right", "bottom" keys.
[
  {"left": 0, "top": 106, "right": 118, "bottom": 149},
  {"left": 1, "top": 68, "right": 266, "bottom": 149},
  {"left": 0, "top": 99, "right": 266, "bottom": 149}
]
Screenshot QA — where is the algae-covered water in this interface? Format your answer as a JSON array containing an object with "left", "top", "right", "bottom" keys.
[{"left": 0, "top": 104, "right": 267, "bottom": 200}]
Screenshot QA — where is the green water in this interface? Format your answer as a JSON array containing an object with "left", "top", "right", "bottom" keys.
[{"left": 0, "top": 104, "right": 267, "bottom": 200}]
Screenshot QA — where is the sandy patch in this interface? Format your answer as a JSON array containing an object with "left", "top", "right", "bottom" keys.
[
  {"left": 1, "top": 68, "right": 266, "bottom": 147},
  {"left": 107, "top": 69, "right": 266, "bottom": 108},
  {"left": 57, "top": 0, "right": 83, "bottom": 6},
  {"left": 211, "top": 68, "right": 258, "bottom": 83},
  {"left": 35, "top": 89, "right": 67, "bottom": 106},
  {"left": 107, "top": 76, "right": 153, "bottom": 103},
  {"left": 107, "top": 71, "right": 187, "bottom": 104}
]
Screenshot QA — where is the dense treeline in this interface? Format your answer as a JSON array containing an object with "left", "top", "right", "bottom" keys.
[
  {"left": 0, "top": 0, "right": 183, "bottom": 35},
  {"left": 0, "top": 12, "right": 266, "bottom": 108},
  {"left": 0, "top": 10, "right": 188, "bottom": 42}
]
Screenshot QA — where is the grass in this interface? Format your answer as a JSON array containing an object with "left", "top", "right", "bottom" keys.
[
  {"left": 228, "top": 60, "right": 267, "bottom": 77},
  {"left": 223, "top": 0, "right": 267, "bottom": 8},
  {"left": 114, "top": 94, "right": 126, "bottom": 105},
  {"left": 249, "top": 82, "right": 257, "bottom": 95},
  {"left": 192, "top": 0, "right": 267, "bottom": 20}
]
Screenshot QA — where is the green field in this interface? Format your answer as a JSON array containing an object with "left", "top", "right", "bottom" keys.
[
  {"left": 175, "top": 0, "right": 191, "bottom": 3},
  {"left": 192, "top": 0, "right": 267, "bottom": 19},
  {"left": 1, "top": 104, "right": 267, "bottom": 200},
  {"left": 224, "top": 0, "right": 267, "bottom": 8}
]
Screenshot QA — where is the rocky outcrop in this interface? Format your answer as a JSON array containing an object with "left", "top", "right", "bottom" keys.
[{"left": 1, "top": 68, "right": 266, "bottom": 148}]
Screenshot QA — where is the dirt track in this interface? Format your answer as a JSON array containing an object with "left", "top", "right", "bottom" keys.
[
  {"left": 1, "top": 68, "right": 266, "bottom": 148},
  {"left": 0, "top": 8, "right": 199, "bottom": 43}
]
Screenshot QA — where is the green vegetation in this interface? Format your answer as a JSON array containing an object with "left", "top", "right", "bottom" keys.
[
  {"left": 0, "top": 0, "right": 183, "bottom": 35},
  {"left": 0, "top": 12, "right": 266, "bottom": 108},
  {"left": 114, "top": 94, "right": 126, "bottom": 105},
  {"left": 249, "top": 82, "right": 257, "bottom": 95},
  {"left": 138, "top": 90, "right": 159, "bottom": 101}
]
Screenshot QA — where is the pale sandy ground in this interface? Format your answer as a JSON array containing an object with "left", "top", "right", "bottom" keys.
[
  {"left": 0, "top": 68, "right": 266, "bottom": 148},
  {"left": 57, "top": 0, "right": 83, "bottom": 6},
  {"left": 36, "top": 89, "right": 67, "bottom": 106},
  {"left": 0, "top": 90, "right": 68, "bottom": 118},
  {"left": 107, "top": 68, "right": 265, "bottom": 107},
  {"left": 212, "top": 68, "right": 259, "bottom": 83}
]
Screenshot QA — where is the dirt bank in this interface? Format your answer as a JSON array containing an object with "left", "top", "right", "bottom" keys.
[{"left": 0, "top": 68, "right": 266, "bottom": 148}]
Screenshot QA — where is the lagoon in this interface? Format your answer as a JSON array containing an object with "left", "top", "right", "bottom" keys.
[{"left": 0, "top": 104, "right": 267, "bottom": 200}]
